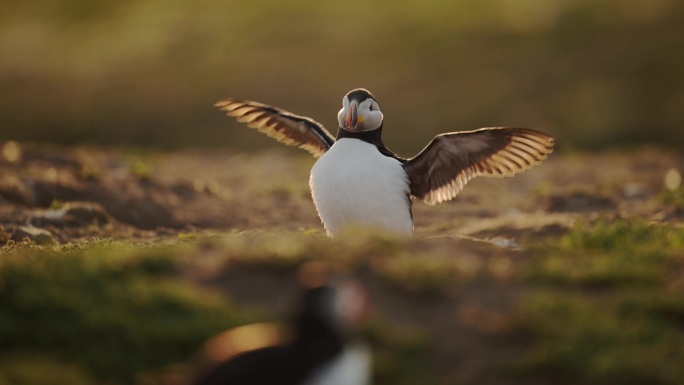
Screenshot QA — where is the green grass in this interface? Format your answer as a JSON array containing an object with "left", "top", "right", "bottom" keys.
[
  {"left": 366, "top": 319, "right": 438, "bottom": 385},
  {"left": 3, "top": 220, "right": 684, "bottom": 384},
  {"left": 660, "top": 188, "right": 684, "bottom": 208},
  {"left": 513, "top": 220, "right": 684, "bottom": 385},
  {"left": 526, "top": 220, "right": 684, "bottom": 287},
  {"left": 375, "top": 252, "right": 461, "bottom": 296},
  {"left": 514, "top": 291, "right": 684, "bottom": 385},
  {"left": 126, "top": 158, "right": 155, "bottom": 181},
  {"left": 0, "top": 237, "right": 439, "bottom": 385},
  {"left": 0, "top": 241, "right": 247, "bottom": 384},
  {"left": 0, "top": 355, "right": 97, "bottom": 385}
]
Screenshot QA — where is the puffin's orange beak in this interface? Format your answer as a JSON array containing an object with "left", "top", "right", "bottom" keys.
[{"left": 344, "top": 100, "right": 358, "bottom": 130}]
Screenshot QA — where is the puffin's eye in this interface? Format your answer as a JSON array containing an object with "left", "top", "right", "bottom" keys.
[{"left": 368, "top": 102, "right": 374, "bottom": 111}]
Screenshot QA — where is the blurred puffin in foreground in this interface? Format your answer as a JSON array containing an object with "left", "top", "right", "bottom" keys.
[
  {"left": 216, "top": 89, "right": 554, "bottom": 237},
  {"left": 192, "top": 265, "right": 371, "bottom": 385}
]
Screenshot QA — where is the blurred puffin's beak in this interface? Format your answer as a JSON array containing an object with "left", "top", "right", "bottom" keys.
[{"left": 344, "top": 100, "right": 358, "bottom": 130}]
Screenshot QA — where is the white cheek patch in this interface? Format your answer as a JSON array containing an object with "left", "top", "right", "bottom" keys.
[
  {"left": 364, "top": 110, "right": 383, "bottom": 130},
  {"left": 356, "top": 99, "right": 383, "bottom": 131},
  {"left": 338, "top": 107, "right": 347, "bottom": 127},
  {"left": 338, "top": 96, "right": 350, "bottom": 127}
]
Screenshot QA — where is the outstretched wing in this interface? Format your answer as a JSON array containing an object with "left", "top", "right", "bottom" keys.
[
  {"left": 403, "top": 127, "right": 554, "bottom": 205},
  {"left": 215, "top": 99, "right": 336, "bottom": 157}
]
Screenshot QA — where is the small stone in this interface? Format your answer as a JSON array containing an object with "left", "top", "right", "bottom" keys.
[
  {"left": 2, "top": 141, "right": 21, "bottom": 163},
  {"left": 665, "top": 168, "right": 681, "bottom": 191},
  {"left": 62, "top": 202, "right": 110, "bottom": 226},
  {"left": 489, "top": 237, "right": 519, "bottom": 249},
  {"left": 193, "top": 179, "right": 206, "bottom": 192},
  {"left": 623, "top": 183, "right": 650, "bottom": 199},
  {"left": 12, "top": 225, "right": 57, "bottom": 245},
  {"left": 29, "top": 202, "right": 110, "bottom": 228}
]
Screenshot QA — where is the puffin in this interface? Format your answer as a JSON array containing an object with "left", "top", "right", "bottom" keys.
[
  {"left": 192, "top": 279, "right": 371, "bottom": 385},
  {"left": 216, "top": 88, "right": 554, "bottom": 237}
]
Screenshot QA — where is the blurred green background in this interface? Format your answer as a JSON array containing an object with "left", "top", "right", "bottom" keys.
[{"left": 1, "top": 0, "right": 683, "bottom": 154}]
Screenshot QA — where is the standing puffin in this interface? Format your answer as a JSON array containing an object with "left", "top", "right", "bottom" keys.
[
  {"left": 192, "top": 280, "right": 371, "bottom": 385},
  {"left": 216, "top": 88, "right": 554, "bottom": 237}
]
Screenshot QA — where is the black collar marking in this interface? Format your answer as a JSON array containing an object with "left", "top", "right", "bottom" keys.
[{"left": 336, "top": 126, "right": 406, "bottom": 163}]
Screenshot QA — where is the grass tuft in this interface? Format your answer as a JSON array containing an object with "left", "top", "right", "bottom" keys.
[
  {"left": 0, "top": 243, "right": 248, "bottom": 383},
  {"left": 511, "top": 219, "right": 684, "bottom": 384},
  {"left": 366, "top": 318, "right": 438, "bottom": 385},
  {"left": 526, "top": 220, "right": 684, "bottom": 287}
]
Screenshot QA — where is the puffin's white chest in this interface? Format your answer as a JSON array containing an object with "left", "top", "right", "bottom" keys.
[
  {"left": 301, "top": 342, "right": 371, "bottom": 385},
  {"left": 309, "top": 138, "right": 412, "bottom": 237}
]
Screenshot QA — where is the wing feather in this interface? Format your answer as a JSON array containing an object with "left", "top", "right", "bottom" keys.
[
  {"left": 403, "top": 127, "right": 554, "bottom": 205},
  {"left": 215, "top": 99, "right": 336, "bottom": 157}
]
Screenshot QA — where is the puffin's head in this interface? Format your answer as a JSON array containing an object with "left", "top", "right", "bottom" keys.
[
  {"left": 338, "top": 88, "right": 383, "bottom": 132},
  {"left": 296, "top": 262, "right": 370, "bottom": 338},
  {"left": 300, "top": 281, "right": 370, "bottom": 337}
]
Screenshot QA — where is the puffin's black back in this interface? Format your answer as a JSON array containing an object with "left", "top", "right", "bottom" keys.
[
  {"left": 192, "top": 345, "right": 312, "bottom": 385},
  {"left": 193, "top": 286, "right": 345, "bottom": 385}
]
